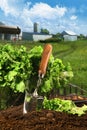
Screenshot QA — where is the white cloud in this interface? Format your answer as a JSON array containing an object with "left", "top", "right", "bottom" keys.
[
  {"left": 29, "top": 3, "right": 67, "bottom": 19},
  {"left": 70, "top": 15, "right": 77, "bottom": 20},
  {"left": 0, "top": 1, "right": 67, "bottom": 19},
  {"left": 20, "top": 8, "right": 33, "bottom": 31},
  {"left": 0, "top": 0, "right": 20, "bottom": 16},
  {"left": 19, "top": 2, "right": 68, "bottom": 32},
  {"left": 0, "top": 0, "right": 87, "bottom": 35},
  {"left": 0, "top": 1, "right": 68, "bottom": 32}
]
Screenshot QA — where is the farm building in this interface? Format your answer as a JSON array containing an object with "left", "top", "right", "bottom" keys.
[
  {"left": 0, "top": 22, "right": 21, "bottom": 40},
  {"left": 22, "top": 32, "right": 52, "bottom": 41},
  {"left": 22, "top": 22, "right": 52, "bottom": 41},
  {"left": 62, "top": 30, "right": 77, "bottom": 41}
]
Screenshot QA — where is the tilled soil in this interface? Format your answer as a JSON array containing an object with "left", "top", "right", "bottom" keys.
[{"left": 0, "top": 104, "right": 87, "bottom": 130}]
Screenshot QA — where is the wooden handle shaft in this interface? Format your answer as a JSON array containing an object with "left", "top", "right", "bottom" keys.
[{"left": 39, "top": 44, "right": 52, "bottom": 76}]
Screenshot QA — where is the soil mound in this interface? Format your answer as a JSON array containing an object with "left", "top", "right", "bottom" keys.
[{"left": 0, "top": 104, "right": 87, "bottom": 130}]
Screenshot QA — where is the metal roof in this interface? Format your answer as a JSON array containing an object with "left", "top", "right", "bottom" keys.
[
  {"left": 22, "top": 31, "right": 51, "bottom": 35},
  {"left": 62, "top": 30, "right": 77, "bottom": 36},
  {"left": 0, "top": 25, "right": 21, "bottom": 34}
]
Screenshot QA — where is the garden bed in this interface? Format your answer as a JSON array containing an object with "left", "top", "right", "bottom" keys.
[{"left": 0, "top": 102, "right": 87, "bottom": 130}]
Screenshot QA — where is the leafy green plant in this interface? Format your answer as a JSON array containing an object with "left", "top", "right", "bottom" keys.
[
  {"left": 0, "top": 44, "right": 32, "bottom": 92},
  {"left": 0, "top": 44, "right": 73, "bottom": 95},
  {"left": 43, "top": 97, "right": 87, "bottom": 116}
]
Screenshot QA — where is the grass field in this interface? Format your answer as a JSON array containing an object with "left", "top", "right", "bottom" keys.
[
  {"left": 52, "top": 40, "right": 87, "bottom": 95},
  {"left": 53, "top": 41, "right": 87, "bottom": 87},
  {"left": 0, "top": 39, "right": 87, "bottom": 94}
]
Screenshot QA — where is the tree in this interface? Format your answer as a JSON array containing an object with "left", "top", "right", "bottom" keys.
[
  {"left": 40, "top": 28, "right": 49, "bottom": 34},
  {"left": 78, "top": 34, "right": 86, "bottom": 39},
  {"left": 53, "top": 33, "right": 62, "bottom": 38}
]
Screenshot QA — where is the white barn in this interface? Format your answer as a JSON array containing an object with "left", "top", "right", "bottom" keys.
[
  {"left": 22, "top": 32, "right": 52, "bottom": 41},
  {"left": 62, "top": 31, "right": 77, "bottom": 41}
]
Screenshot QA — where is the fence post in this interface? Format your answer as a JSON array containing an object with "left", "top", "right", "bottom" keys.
[
  {"left": 63, "top": 87, "right": 66, "bottom": 96},
  {"left": 75, "top": 87, "right": 78, "bottom": 94},
  {"left": 80, "top": 86, "right": 84, "bottom": 95},
  {"left": 69, "top": 85, "right": 72, "bottom": 94}
]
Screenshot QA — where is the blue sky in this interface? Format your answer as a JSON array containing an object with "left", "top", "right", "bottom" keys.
[{"left": 0, "top": 0, "right": 87, "bottom": 35}]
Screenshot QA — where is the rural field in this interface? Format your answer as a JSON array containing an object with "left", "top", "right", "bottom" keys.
[{"left": 0, "top": 39, "right": 87, "bottom": 130}]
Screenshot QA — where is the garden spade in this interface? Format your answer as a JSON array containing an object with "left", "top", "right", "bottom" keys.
[{"left": 23, "top": 44, "right": 52, "bottom": 114}]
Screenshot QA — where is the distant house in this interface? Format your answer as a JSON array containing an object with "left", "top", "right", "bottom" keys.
[
  {"left": 0, "top": 22, "right": 21, "bottom": 40},
  {"left": 61, "top": 31, "right": 77, "bottom": 41}
]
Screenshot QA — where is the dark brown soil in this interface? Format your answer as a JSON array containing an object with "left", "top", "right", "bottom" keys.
[{"left": 0, "top": 104, "right": 87, "bottom": 130}]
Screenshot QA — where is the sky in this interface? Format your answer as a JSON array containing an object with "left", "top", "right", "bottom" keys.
[{"left": 0, "top": 0, "right": 87, "bottom": 35}]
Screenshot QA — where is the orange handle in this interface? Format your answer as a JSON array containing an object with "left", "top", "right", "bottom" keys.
[{"left": 38, "top": 44, "right": 52, "bottom": 77}]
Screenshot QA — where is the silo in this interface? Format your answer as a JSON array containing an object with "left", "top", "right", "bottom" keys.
[{"left": 34, "top": 22, "right": 39, "bottom": 33}]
